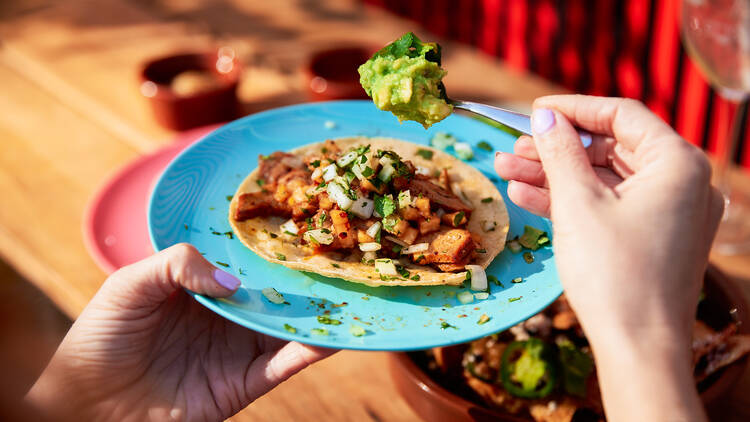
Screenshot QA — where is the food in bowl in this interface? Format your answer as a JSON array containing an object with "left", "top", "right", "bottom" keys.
[
  {"left": 359, "top": 32, "right": 453, "bottom": 128},
  {"left": 228, "top": 137, "right": 509, "bottom": 286},
  {"left": 170, "top": 70, "right": 224, "bottom": 96},
  {"left": 412, "top": 293, "right": 750, "bottom": 421}
]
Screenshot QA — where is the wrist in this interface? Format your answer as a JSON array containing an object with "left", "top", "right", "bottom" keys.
[{"left": 587, "top": 324, "right": 706, "bottom": 422}]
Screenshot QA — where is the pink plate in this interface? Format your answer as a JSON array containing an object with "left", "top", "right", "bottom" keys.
[{"left": 83, "top": 125, "right": 218, "bottom": 274}]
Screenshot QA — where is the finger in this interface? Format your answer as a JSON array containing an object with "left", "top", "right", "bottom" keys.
[
  {"left": 533, "top": 96, "right": 687, "bottom": 170},
  {"left": 531, "top": 108, "right": 602, "bottom": 200},
  {"left": 706, "top": 186, "right": 725, "bottom": 246},
  {"left": 507, "top": 180, "right": 551, "bottom": 217},
  {"left": 514, "top": 135, "right": 539, "bottom": 160},
  {"left": 245, "top": 341, "right": 337, "bottom": 401},
  {"left": 103, "top": 243, "right": 240, "bottom": 310},
  {"left": 495, "top": 151, "right": 547, "bottom": 187}
]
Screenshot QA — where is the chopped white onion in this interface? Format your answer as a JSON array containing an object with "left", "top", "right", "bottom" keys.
[
  {"left": 310, "top": 167, "right": 323, "bottom": 181},
  {"left": 474, "top": 292, "right": 489, "bottom": 300},
  {"left": 362, "top": 251, "right": 377, "bottom": 262},
  {"left": 336, "top": 151, "right": 359, "bottom": 167},
  {"left": 280, "top": 219, "right": 299, "bottom": 235},
  {"left": 457, "top": 291, "right": 474, "bottom": 304},
  {"left": 415, "top": 166, "right": 431, "bottom": 176},
  {"left": 436, "top": 208, "right": 446, "bottom": 218},
  {"left": 401, "top": 242, "right": 428, "bottom": 254},
  {"left": 304, "top": 229, "right": 334, "bottom": 245},
  {"left": 359, "top": 242, "right": 382, "bottom": 252},
  {"left": 326, "top": 182, "right": 353, "bottom": 210},
  {"left": 465, "top": 265, "right": 487, "bottom": 291},
  {"left": 375, "top": 258, "right": 398, "bottom": 276},
  {"left": 481, "top": 220, "right": 497, "bottom": 232},
  {"left": 350, "top": 197, "right": 374, "bottom": 219},
  {"left": 322, "top": 164, "right": 338, "bottom": 182},
  {"left": 378, "top": 162, "right": 395, "bottom": 182},
  {"left": 398, "top": 190, "right": 411, "bottom": 208},
  {"left": 385, "top": 235, "right": 408, "bottom": 247},
  {"left": 366, "top": 221, "right": 382, "bottom": 239},
  {"left": 379, "top": 155, "right": 395, "bottom": 166},
  {"left": 261, "top": 287, "right": 286, "bottom": 304}
]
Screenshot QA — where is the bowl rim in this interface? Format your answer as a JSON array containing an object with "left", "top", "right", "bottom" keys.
[
  {"left": 139, "top": 51, "right": 241, "bottom": 101},
  {"left": 390, "top": 263, "right": 750, "bottom": 418}
]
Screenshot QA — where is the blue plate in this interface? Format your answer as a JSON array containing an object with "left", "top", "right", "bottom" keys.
[{"left": 148, "top": 100, "right": 560, "bottom": 351}]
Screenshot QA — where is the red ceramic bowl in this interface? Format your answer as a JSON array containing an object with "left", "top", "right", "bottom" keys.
[
  {"left": 304, "top": 46, "right": 375, "bottom": 101},
  {"left": 140, "top": 50, "right": 240, "bottom": 130},
  {"left": 389, "top": 264, "right": 749, "bottom": 422}
]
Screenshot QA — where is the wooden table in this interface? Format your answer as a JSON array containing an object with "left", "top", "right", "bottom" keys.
[{"left": 0, "top": 1, "right": 748, "bottom": 420}]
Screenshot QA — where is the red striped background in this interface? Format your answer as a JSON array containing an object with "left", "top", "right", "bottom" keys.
[{"left": 365, "top": 0, "right": 750, "bottom": 169}]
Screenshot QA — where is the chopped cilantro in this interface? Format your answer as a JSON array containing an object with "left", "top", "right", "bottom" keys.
[
  {"left": 275, "top": 253, "right": 286, "bottom": 261},
  {"left": 225, "top": 195, "right": 233, "bottom": 201},
  {"left": 209, "top": 206, "right": 215, "bottom": 210},
  {"left": 311, "top": 160, "right": 321, "bottom": 168},
  {"left": 392, "top": 244, "right": 403, "bottom": 254},
  {"left": 306, "top": 217, "right": 314, "bottom": 230},
  {"left": 317, "top": 315, "right": 342, "bottom": 325},
  {"left": 509, "top": 296, "right": 522, "bottom": 302},
  {"left": 283, "top": 230, "right": 297, "bottom": 236},
  {"left": 440, "top": 321, "right": 457, "bottom": 330},
  {"left": 416, "top": 148, "right": 434, "bottom": 160},
  {"left": 331, "top": 263, "right": 341, "bottom": 268},
  {"left": 215, "top": 261, "right": 229, "bottom": 268},
  {"left": 411, "top": 274, "right": 421, "bottom": 281},
  {"left": 318, "top": 211, "right": 327, "bottom": 226},
  {"left": 453, "top": 211, "right": 465, "bottom": 226},
  {"left": 284, "top": 324, "right": 297, "bottom": 334},
  {"left": 488, "top": 275, "right": 503, "bottom": 287},
  {"left": 396, "top": 265, "right": 410, "bottom": 278},
  {"left": 477, "top": 141, "right": 493, "bottom": 151},
  {"left": 481, "top": 197, "right": 493, "bottom": 203},
  {"left": 362, "top": 166, "right": 374, "bottom": 178},
  {"left": 270, "top": 232, "right": 278, "bottom": 238},
  {"left": 238, "top": 268, "right": 246, "bottom": 275},
  {"left": 224, "top": 231, "right": 234, "bottom": 239},
  {"left": 374, "top": 195, "right": 397, "bottom": 218},
  {"left": 256, "top": 179, "right": 265, "bottom": 187}
]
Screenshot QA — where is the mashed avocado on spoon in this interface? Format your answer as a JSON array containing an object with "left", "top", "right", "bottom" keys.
[{"left": 358, "top": 32, "right": 452, "bottom": 128}]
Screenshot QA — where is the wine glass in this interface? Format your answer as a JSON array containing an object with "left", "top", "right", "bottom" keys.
[{"left": 681, "top": 0, "right": 750, "bottom": 254}]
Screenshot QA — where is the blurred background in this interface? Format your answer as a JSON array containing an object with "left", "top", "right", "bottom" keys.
[{"left": 1, "top": 0, "right": 749, "bottom": 420}]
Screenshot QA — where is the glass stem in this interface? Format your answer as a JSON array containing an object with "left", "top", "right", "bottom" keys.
[{"left": 716, "top": 97, "right": 748, "bottom": 217}]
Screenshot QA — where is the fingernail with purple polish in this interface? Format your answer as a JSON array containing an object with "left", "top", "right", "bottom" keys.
[
  {"left": 531, "top": 108, "right": 555, "bottom": 134},
  {"left": 214, "top": 268, "right": 241, "bottom": 290}
]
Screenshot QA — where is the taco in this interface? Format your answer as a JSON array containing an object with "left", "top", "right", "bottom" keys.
[{"left": 228, "top": 137, "right": 509, "bottom": 287}]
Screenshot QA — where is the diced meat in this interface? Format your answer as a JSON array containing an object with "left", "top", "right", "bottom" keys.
[
  {"left": 277, "top": 169, "right": 310, "bottom": 186},
  {"left": 400, "top": 205, "right": 421, "bottom": 221},
  {"left": 406, "top": 175, "right": 472, "bottom": 213},
  {"left": 357, "top": 229, "right": 374, "bottom": 243},
  {"left": 399, "top": 226, "right": 419, "bottom": 245},
  {"left": 330, "top": 210, "right": 356, "bottom": 249},
  {"left": 418, "top": 214, "right": 441, "bottom": 234},
  {"left": 258, "top": 152, "right": 305, "bottom": 184},
  {"left": 414, "top": 196, "right": 431, "bottom": 217},
  {"left": 235, "top": 192, "right": 291, "bottom": 221},
  {"left": 421, "top": 229, "right": 475, "bottom": 264},
  {"left": 318, "top": 192, "right": 334, "bottom": 210}
]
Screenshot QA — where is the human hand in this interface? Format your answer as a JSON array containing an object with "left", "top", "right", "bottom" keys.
[
  {"left": 26, "top": 244, "right": 335, "bottom": 421},
  {"left": 495, "top": 95, "right": 723, "bottom": 421}
]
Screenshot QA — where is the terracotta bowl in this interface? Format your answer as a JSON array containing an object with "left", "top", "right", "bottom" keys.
[
  {"left": 389, "top": 264, "right": 749, "bottom": 422},
  {"left": 140, "top": 50, "right": 240, "bottom": 130},
  {"left": 304, "top": 46, "right": 375, "bottom": 101}
]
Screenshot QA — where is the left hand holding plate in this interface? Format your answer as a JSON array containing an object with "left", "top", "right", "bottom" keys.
[{"left": 25, "top": 243, "right": 335, "bottom": 421}]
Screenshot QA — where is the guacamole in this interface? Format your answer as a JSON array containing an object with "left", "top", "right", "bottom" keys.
[{"left": 358, "top": 32, "right": 453, "bottom": 128}]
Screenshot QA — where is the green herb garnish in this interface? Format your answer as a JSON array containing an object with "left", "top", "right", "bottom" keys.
[
  {"left": 519, "top": 225, "right": 548, "bottom": 251},
  {"left": 275, "top": 253, "right": 286, "bottom": 261},
  {"left": 331, "top": 263, "right": 340, "bottom": 268},
  {"left": 411, "top": 274, "right": 420, "bottom": 281},
  {"left": 477, "top": 141, "right": 493, "bottom": 151},
  {"left": 311, "top": 160, "right": 321, "bottom": 168},
  {"left": 488, "top": 275, "right": 503, "bottom": 287},
  {"left": 225, "top": 195, "right": 233, "bottom": 201},
  {"left": 440, "top": 321, "right": 457, "bottom": 330},
  {"left": 317, "top": 315, "right": 342, "bottom": 325},
  {"left": 306, "top": 217, "right": 314, "bottom": 230},
  {"left": 481, "top": 197, "right": 493, "bottom": 203},
  {"left": 215, "top": 261, "right": 229, "bottom": 268},
  {"left": 416, "top": 148, "right": 434, "bottom": 160},
  {"left": 284, "top": 324, "right": 297, "bottom": 334},
  {"left": 374, "top": 194, "right": 397, "bottom": 218},
  {"left": 362, "top": 166, "right": 374, "bottom": 178},
  {"left": 311, "top": 328, "right": 329, "bottom": 336},
  {"left": 256, "top": 179, "right": 266, "bottom": 187},
  {"left": 509, "top": 296, "right": 522, "bottom": 302},
  {"left": 453, "top": 211, "right": 465, "bottom": 226}
]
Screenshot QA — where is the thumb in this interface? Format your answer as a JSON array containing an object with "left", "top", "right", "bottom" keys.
[
  {"left": 101, "top": 243, "right": 240, "bottom": 311},
  {"left": 531, "top": 107, "right": 602, "bottom": 201}
]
